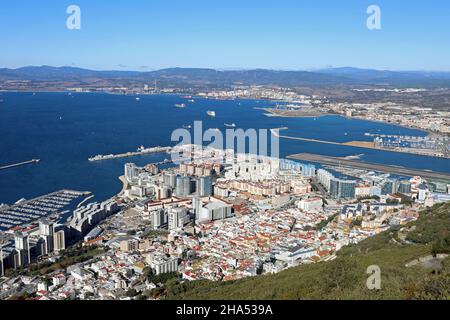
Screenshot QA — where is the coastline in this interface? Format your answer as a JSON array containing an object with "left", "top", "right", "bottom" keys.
[
  {"left": 347, "top": 115, "right": 431, "bottom": 136},
  {"left": 118, "top": 175, "right": 129, "bottom": 197},
  {"left": 0, "top": 90, "right": 443, "bottom": 136}
]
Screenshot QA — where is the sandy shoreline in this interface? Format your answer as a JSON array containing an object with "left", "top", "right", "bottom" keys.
[{"left": 118, "top": 175, "right": 129, "bottom": 196}]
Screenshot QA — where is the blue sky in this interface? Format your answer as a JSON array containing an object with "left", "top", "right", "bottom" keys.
[{"left": 1, "top": 0, "right": 449, "bottom": 71}]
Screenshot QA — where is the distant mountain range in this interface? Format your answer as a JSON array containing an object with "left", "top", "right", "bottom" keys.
[{"left": 2, "top": 65, "right": 450, "bottom": 87}]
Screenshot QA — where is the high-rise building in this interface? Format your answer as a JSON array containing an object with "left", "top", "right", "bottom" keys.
[
  {"left": 125, "top": 163, "right": 138, "bottom": 181},
  {"left": 156, "top": 186, "right": 171, "bottom": 200},
  {"left": 197, "top": 176, "right": 213, "bottom": 197},
  {"left": 317, "top": 169, "right": 333, "bottom": 191},
  {"left": 279, "top": 159, "right": 302, "bottom": 172},
  {"left": 418, "top": 184, "right": 428, "bottom": 202},
  {"left": 381, "top": 179, "right": 399, "bottom": 195},
  {"left": 175, "top": 175, "right": 192, "bottom": 197},
  {"left": 398, "top": 180, "right": 412, "bottom": 194},
  {"left": 317, "top": 168, "right": 356, "bottom": 199},
  {"left": 39, "top": 219, "right": 54, "bottom": 255},
  {"left": 152, "top": 209, "right": 168, "bottom": 230},
  {"left": 0, "top": 244, "right": 4, "bottom": 277},
  {"left": 168, "top": 207, "right": 190, "bottom": 231},
  {"left": 300, "top": 164, "right": 316, "bottom": 177},
  {"left": 53, "top": 230, "right": 66, "bottom": 253},
  {"left": 14, "top": 233, "right": 30, "bottom": 268},
  {"left": 370, "top": 185, "right": 382, "bottom": 197},
  {"left": 192, "top": 197, "right": 203, "bottom": 217},
  {"left": 163, "top": 172, "right": 178, "bottom": 188},
  {"left": 330, "top": 178, "right": 356, "bottom": 199}
]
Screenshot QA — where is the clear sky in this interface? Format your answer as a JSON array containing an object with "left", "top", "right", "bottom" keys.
[{"left": 1, "top": 0, "right": 449, "bottom": 71}]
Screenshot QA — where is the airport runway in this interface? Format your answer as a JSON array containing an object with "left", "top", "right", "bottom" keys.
[{"left": 288, "top": 153, "right": 450, "bottom": 182}]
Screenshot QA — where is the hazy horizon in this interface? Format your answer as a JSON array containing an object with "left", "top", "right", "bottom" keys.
[
  {"left": 1, "top": 0, "right": 449, "bottom": 71},
  {"left": 3, "top": 64, "right": 450, "bottom": 73}
]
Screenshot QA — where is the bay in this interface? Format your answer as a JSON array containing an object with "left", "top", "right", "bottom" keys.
[{"left": 0, "top": 92, "right": 448, "bottom": 204}]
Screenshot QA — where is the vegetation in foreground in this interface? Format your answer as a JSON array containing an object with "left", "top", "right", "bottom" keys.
[{"left": 165, "top": 202, "right": 450, "bottom": 300}]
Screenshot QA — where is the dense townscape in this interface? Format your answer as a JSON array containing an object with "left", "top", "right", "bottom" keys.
[
  {"left": 2, "top": 0, "right": 450, "bottom": 313},
  {"left": 1, "top": 141, "right": 449, "bottom": 300}
]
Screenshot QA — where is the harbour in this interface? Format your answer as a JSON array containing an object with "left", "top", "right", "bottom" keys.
[
  {"left": 1, "top": 92, "right": 449, "bottom": 205},
  {"left": 88, "top": 146, "right": 172, "bottom": 162}
]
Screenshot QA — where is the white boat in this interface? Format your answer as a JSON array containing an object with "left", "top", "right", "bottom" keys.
[
  {"left": 183, "top": 125, "right": 192, "bottom": 129},
  {"left": 344, "top": 154, "right": 364, "bottom": 160},
  {"left": 136, "top": 97, "right": 141, "bottom": 101},
  {"left": 207, "top": 110, "right": 216, "bottom": 117},
  {"left": 175, "top": 103, "right": 186, "bottom": 108},
  {"left": 224, "top": 123, "right": 236, "bottom": 128}
]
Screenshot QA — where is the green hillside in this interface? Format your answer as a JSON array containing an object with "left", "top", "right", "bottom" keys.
[{"left": 166, "top": 202, "right": 450, "bottom": 300}]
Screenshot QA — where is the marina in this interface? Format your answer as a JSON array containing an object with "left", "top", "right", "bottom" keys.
[
  {"left": 88, "top": 146, "right": 172, "bottom": 162},
  {"left": 0, "top": 190, "right": 90, "bottom": 231},
  {"left": 272, "top": 129, "right": 449, "bottom": 158}
]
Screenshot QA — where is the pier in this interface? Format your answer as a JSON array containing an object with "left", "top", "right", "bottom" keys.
[
  {"left": 88, "top": 146, "right": 172, "bottom": 162},
  {"left": 288, "top": 153, "right": 450, "bottom": 182},
  {"left": 0, "top": 159, "right": 40, "bottom": 171}
]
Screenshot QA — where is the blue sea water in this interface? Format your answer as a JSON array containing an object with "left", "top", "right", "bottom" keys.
[{"left": 0, "top": 92, "right": 449, "bottom": 204}]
